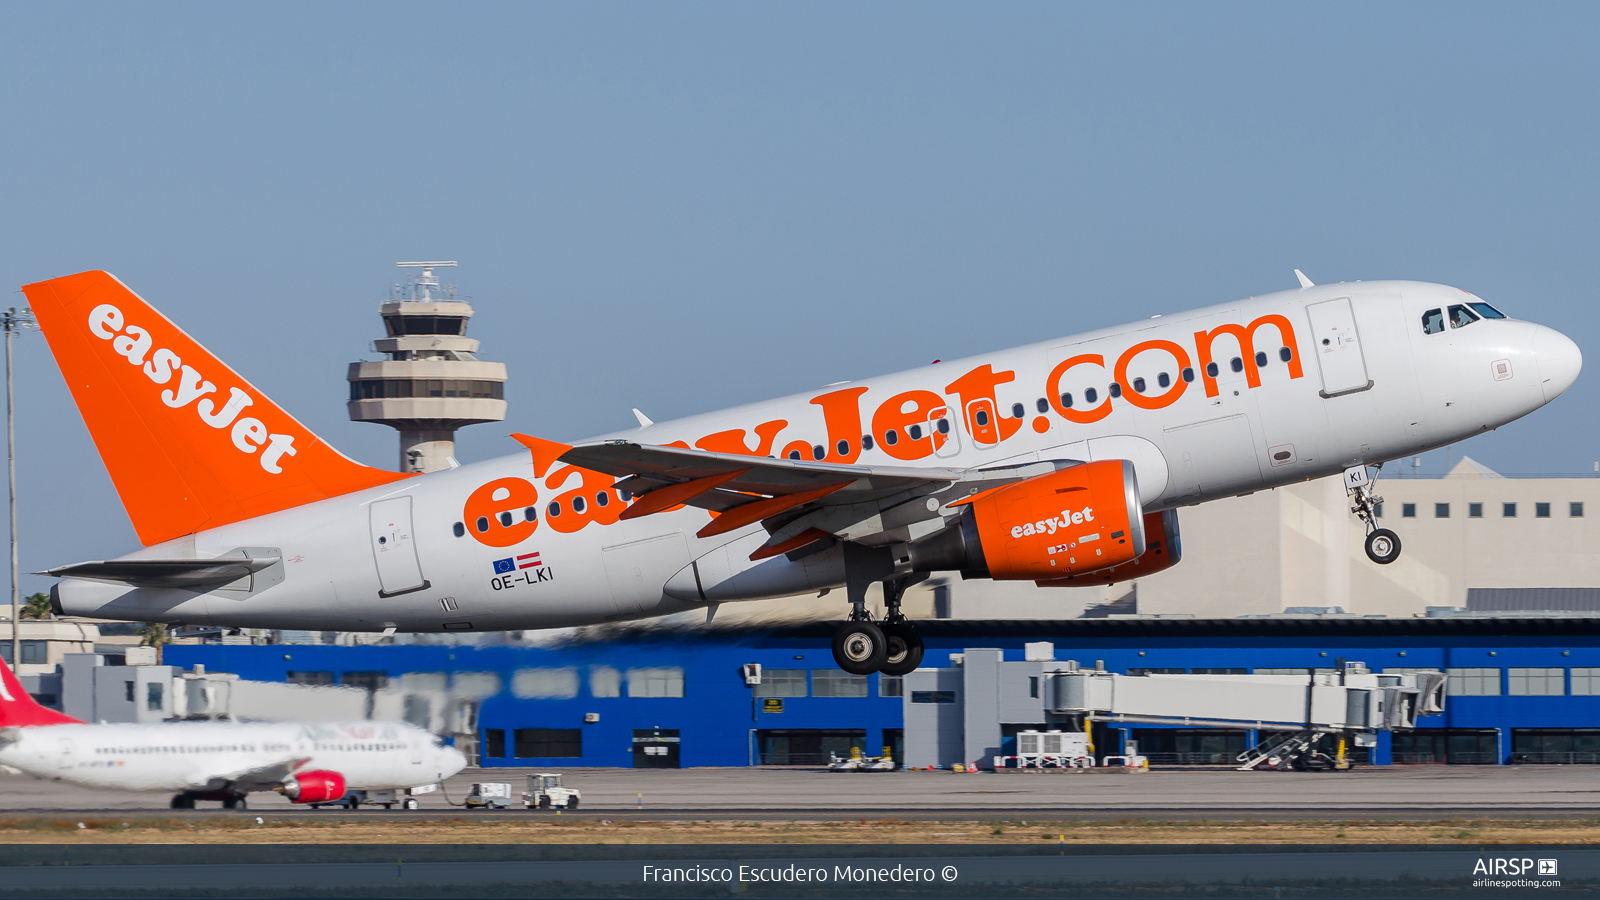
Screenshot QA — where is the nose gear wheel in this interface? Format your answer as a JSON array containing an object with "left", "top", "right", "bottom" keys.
[{"left": 1344, "top": 463, "right": 1401, "bottom": 564}]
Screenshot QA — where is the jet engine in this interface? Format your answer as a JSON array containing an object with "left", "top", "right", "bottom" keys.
[
  {"left": 1034, "top": 509, "right": 1181, "bottom": 587},
  {"left": 280, "top": 769, "right": 347, "bottom": 804},
  {"left": 909, "top": 459, "right": 1145, "bottom": 580}
]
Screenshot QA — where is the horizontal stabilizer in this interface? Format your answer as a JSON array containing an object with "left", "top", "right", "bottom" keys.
[{"left": 40, "top": 556, "right": 279, "bottom": 589}]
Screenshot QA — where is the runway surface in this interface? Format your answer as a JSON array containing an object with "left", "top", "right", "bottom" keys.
[{"left": 3, "top": 765, "right": 1598, "bottom": 819}]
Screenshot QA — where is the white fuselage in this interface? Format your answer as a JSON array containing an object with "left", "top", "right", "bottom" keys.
[
  {"left": 54, "top": 280, "right": 1581, "bottom": 631},
  {"left": 0, "top": 719, "right": 465, "bottom": 794}
]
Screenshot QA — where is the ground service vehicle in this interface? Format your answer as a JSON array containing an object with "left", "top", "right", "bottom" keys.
[
  {"left": 25, "top": 271, "right": 1580, "bottom": 673},
  {"left": 464, "top": 782, "right": 512, "bottom": 809},
  {"left": 523, "top": 773, "right": 580, "bottom": 809}
]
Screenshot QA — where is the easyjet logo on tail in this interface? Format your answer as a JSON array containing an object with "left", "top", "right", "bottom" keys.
[{"left": 86, "top": 304, "right": 298, "bottom": 474}]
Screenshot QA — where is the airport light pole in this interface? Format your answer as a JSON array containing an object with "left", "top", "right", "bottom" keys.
[{"left": 5, "top": 307, "right": 35, "bottom": 670}]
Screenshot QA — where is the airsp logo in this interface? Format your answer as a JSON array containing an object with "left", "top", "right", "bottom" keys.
[{"left": 1472, "top": 857, "right": 1555, "bottom": 876}]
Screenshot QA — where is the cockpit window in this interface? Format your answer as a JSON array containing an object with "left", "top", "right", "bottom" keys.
[
  {"left": 1422, "top": 308, "right": 1445, "bottom": 335},
  {"left": 1468, "top": 302, "right": 1506, "bottom": 319},
  {"left": 1448, "top": 304, "right": 1480, "bottom": 328}
]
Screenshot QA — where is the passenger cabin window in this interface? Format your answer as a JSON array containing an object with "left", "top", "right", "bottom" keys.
[
  {"left": 1084, "top": 387, "right": 1098, "bottom": 404},
  {"left": 1229, "top": 357, "right": 1244, "bottom": 373},
  {"left": 1422, "top": 309, "right": 1445, "bottom": 334},
  {"left": 1469, "top": 302, "right": 1506, "bottom": 319},
  {"left": 1010, "top": 402, "right": 1025, "bottom": 418},
  {"left": 1449, "top": 304, "right": 1480, "bottom": 328},
  {"left": 1205, "top": 362, "right": 1219, "bottom": 377},
  {"left": 1108, "top": 382, "right": 1122, "bottom": 398},
  {"left": 1132, "top": 377, "right": 1146, "bottom": 393},
  {"left": 1035, "top": 398, "right": 1050, "bottom": 414},
  {"left": 1060, "top": 393, "right": 1073, "bottom": 408},
  {"left": 1279, "top": 346, "right": 1293, "bottom": 362},
  {"left": 861, "top": 434, "right": 874, "bottom": 451},
  {"left": 812, "top": 445, "right": 825, "bottom": 460},
  {"left": 1157, "top": 372, "right": 1170, "bottom": 388},
  {"left": 1181, "top": 367, "right": 1195, "bottom": 383}
]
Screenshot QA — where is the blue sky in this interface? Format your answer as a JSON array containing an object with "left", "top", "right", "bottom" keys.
[{"left": 1, "top": 2, "right": 1597, "bottom": 581}]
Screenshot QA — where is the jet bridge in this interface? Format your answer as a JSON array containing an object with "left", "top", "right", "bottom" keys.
[
  {"left": 901, "top": 648, "right": 1446, "bottom": 770},
  {"left": 1048, "top": 664, "right": 1447, "bottom": 769}
]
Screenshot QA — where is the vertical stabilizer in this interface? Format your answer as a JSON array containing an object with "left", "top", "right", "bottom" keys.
[
  {"left": 24, "top": 271, "right": 412, "bottom": 545},
  {"left": 0, "top": 657, "right": 80, "bottom": 726}
]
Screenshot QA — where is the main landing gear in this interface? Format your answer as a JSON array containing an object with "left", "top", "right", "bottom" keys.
[
  {"left": 832, "top": 575, "right": 925, "bottom": 676},
  {"left": 1345, "top": 463, "right": 1401, "bottom": 565}
]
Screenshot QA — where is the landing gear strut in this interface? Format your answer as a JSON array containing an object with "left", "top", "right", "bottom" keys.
[
  {"left": 830, "top": 544, "right": 926, "bottom": 675},
  {"left": 1346, "top": 464, "right": 1401, "bottom": 565},
  {"left": 878, "top": 576, "right": 925, "bottom": 677}
]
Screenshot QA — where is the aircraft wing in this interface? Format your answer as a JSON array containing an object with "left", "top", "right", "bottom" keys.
[
  {"left": 219, "top": 756, "right": 312, "bottom": 791},
  {"left": 560, "top": 440, "right": 1069, "bottom": 556},
  {"left": 37, "top": 556, "right": 280, "bottom": 589}
]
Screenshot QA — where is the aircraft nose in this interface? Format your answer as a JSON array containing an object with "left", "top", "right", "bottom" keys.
[
  {"left": 1533, "top": 325, "right": 1583, "bottom": 403},
  {"left": 444, "top": 746, "right": 468, "bottom": 776}
]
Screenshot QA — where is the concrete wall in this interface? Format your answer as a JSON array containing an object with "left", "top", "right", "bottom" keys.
[{"left": 902, "top": 668, "right": 963, "bottom": 768}]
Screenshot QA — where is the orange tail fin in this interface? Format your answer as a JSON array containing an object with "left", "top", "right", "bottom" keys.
[
  {"left": 0, "top": 656, "right": 81, "bottom": 726},
  {"left": 24, "top": 271, "right": 411, "bottom": 545}
]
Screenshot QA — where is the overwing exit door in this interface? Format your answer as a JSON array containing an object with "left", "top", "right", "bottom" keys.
[
  {"left": 1306, "top": 298, "right": 1373, "bottom": 397},
  {"left": 369, "top": 496, "right": 429, "bottom": 597}
]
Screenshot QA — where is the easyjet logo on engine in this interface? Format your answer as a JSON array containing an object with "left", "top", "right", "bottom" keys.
[
  {"left": 86, "top": 304, "right": 298, "bottom": 474},
  {"left": 1011, "top": 507, "right": 1094, "bottom": 539}
]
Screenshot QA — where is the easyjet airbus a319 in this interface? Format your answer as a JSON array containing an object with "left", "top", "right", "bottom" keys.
[{"left": 23, "top": 271, "right": 1581, "bottom": 674}]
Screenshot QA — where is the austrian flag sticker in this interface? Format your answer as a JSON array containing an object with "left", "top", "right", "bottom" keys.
[{"left": 491, "top": 552, "right": 541, "bottom": 575}]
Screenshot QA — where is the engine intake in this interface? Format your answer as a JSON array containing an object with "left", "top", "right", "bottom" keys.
[
  {"left": 909, "top": 459, "right": 1145, "bottom": 580},
  {"left": 281, "top": 769, "right": 347, "bottom": 804}
]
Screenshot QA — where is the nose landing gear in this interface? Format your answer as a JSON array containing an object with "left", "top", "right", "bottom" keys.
[{"left": 1346, "top": 464, "right": 1401, "bottom": 565}]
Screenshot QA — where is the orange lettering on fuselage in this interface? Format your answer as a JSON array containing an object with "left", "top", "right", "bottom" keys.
[
  {"left": 463, "top": 477, "right": 540, "bottom": 547},
  {"left": 543, "top": 465, "right": 626, "bottom": 533},
  {"left": 944, "top": 365, "right": 1021, "bottom": 445},
  {"left": 1113, "top": 340, "right": 1192, "bottom": 410},
  {"left": 1193, "top": 315, "right": 1303, "bottom": 398},
  {"left": 870, "top": 389, "right": 948, "bottom": 461},
  {"left": 811, "top": 386, "right": 868, "bottom": 463},
  {"left": 1045, "top": 354, "right": 1112, "bottom": 424}
]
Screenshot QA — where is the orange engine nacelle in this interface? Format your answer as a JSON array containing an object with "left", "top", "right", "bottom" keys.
[
  {"left": 282, "top": 770, "right": 347, "bottom": 804},
  {"left": 1035, "top": 509, "right": 1181, "bottom": 587},
  {"left": 909, "top": 460, "right": 1145, "bottom": 580}
]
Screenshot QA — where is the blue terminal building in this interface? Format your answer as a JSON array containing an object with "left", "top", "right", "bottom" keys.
[{"left": 164, "top": 617, "right": 1600, "bottom": 769}]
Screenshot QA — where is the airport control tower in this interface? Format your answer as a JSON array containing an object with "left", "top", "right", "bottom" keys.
[{"left": 346, "top": 262, "right": 508, "bottom": 473}]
